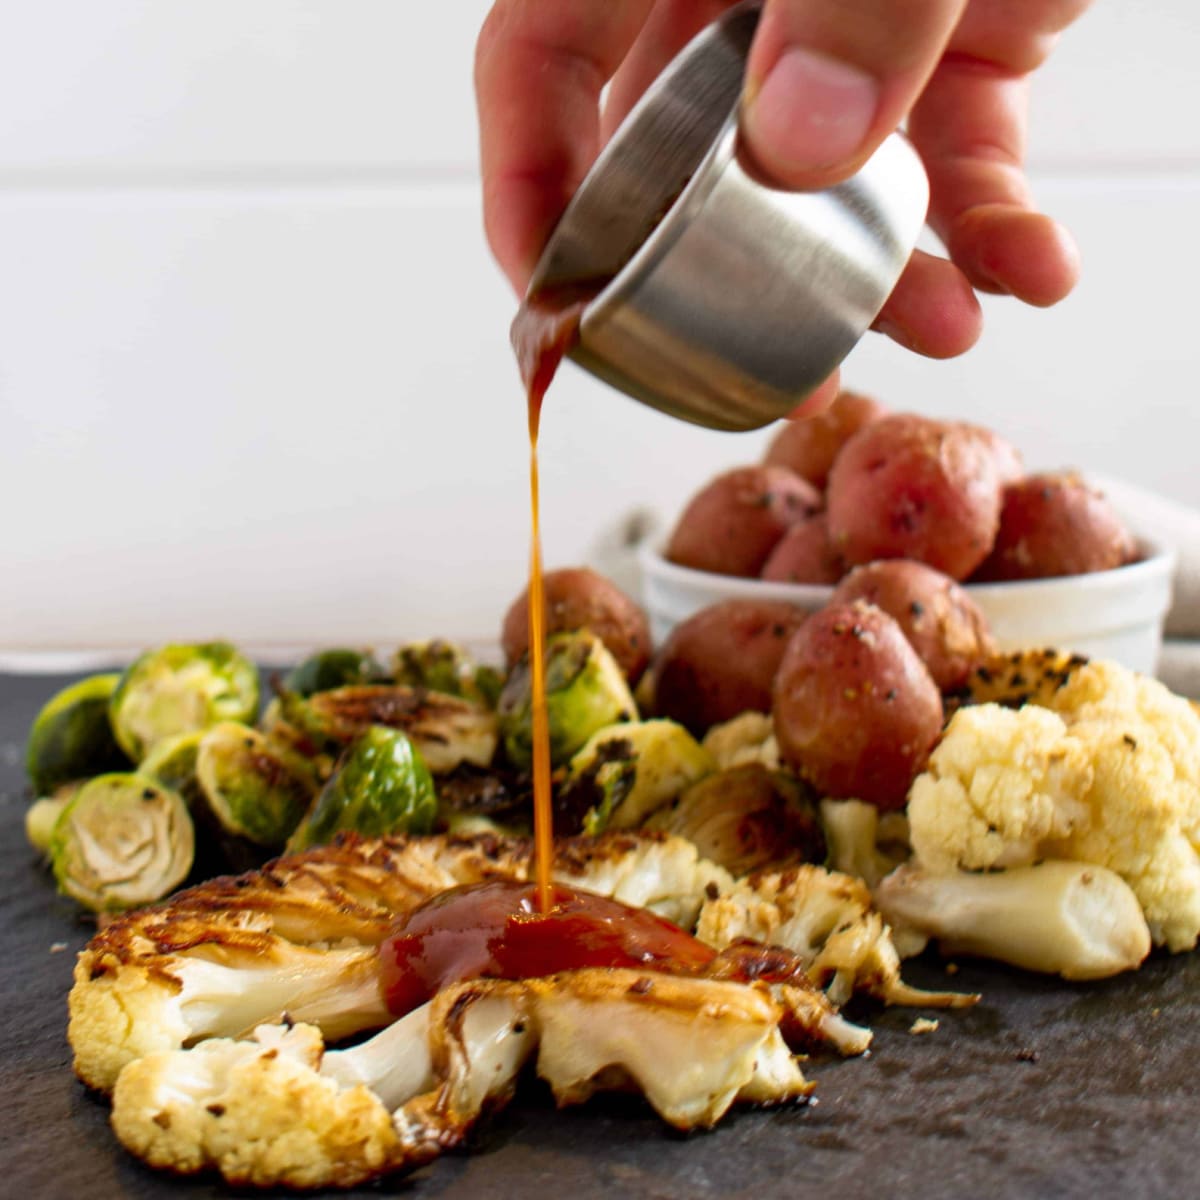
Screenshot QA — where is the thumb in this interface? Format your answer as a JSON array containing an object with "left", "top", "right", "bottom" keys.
[{"left": 741, "top": 0, "right": 966, "bottom": 190}]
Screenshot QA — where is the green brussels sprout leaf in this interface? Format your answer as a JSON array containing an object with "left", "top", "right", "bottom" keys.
[
  {"left": 26, "top": 673, "right": 128, "bottom": 794},
  {"left": 110, "top": 642, "right": 260, "bottom": 761},
  {"left": 287, "top": 726, "right": 436, "bottom": 852},
  {"left": 196, "top": 722, "right": 317, "bottom": 848},
  {"left": 497, "top": 631, "right": 637, "bottom": 771},
  {"left": 284, "top": 649, "right": 390, "bottom": 698}
]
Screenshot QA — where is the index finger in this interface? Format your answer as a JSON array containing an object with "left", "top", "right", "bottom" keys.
[{"left": 474, "top": 0, "right": 655, "bottom": 293}]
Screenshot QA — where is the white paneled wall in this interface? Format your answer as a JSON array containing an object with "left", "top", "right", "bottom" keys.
[{"left": 1, "top": 2, "right": 1198, "bottom": 650}]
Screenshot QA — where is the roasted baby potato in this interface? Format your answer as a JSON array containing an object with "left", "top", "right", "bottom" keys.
[
  {"left": 654, "top": 599, "right": 808, "bottom": 736},
  {"left": 665, "top": 466, "right": 821, "bottom": 578},
  {"left": 501, "top": 566, "right": 652, "bottom": 684},
  {"left": 830, "top": 559, "right": 994, "bottom": 692},
  {"left": 972, "top": 473, "right": 1135, "bottom": 581},
  {"left": 772, "top": 601, "right": 943, "bottom": 810},
  {"left": 760, "top": 513, "right": 844, "bottom": 584},
  {"left": 763, "top": 390, "right": 887, "bottom": 489},
  {"left": 826, "top": 414, "right": 1003, "bottom": 580}
]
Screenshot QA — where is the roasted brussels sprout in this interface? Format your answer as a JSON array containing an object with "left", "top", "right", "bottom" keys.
[
  {"left": 195, "top": 722, "right": 318, "bottom": 848},
  {"left": 286, "top": 727, "right": 436, "bottom": 852},
  {"left": 284, "top": 649, "right": 390, "bottom": 698},
  {"left": 393, "top": 640, "right": 503, "bottom": 708},
  {"left": 434, "top": 762, "right": 532, "bottom": 833},
  {"left": 139, "top": 730, "right": 206, "bottom": 809},
  {"left": 646, "top": 764, "right": 825, "bottom": 876},
  {"left": 557, "top": 718, "right": 714, "bottom": 835},
  {"left": 49, "top": 773, "right": 194, "bottom": 912},
  {"left": 110, "top": 642, "right": 260, "bottom": 762},
  {"left": 498, "top": 631, "right": 637, "bottom": 771},
  {"left": 25, "top": 673, "right": 128, "bottom": 794},
  {"left": 283, "top": 685, "right": 497, "bottom": 774},
  {"left": 25, "top": 783, "right": 82, "bottom": 854}
]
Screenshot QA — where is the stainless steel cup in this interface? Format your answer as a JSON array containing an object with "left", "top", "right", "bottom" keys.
[{"left": 525, "top": 0, "right": 928, "bottom": 432}]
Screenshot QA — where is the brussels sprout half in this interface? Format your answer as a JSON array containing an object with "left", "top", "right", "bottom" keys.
[
  {"left": 287, "top": 726, "right": 436, "bottom": 852},
  {"left": 196, "top": 722, "right": 318, "bottom": 848},
  {"left": 25, "top": 673, "right": 128, "bottom": 795},
  {"left": 139, "top": 730, "right": 207, "bottom": 810},
  {"left": 497, "top": 631, "right": 637, "bottom": 771},
  {"left": 49, "top": 773, "right": 194, "bottom": 912},
  {"left": 110, "top": 642, "right": 260, "bottom": 762},
  {"left": 557, "top": 718, "right": 714, "bottom": 836},
  {"left": 284, "top": 649, "right": 391, "bottom": 698},
  {"left": 393, "top": 640, "right": 503, "bottom": 709}
]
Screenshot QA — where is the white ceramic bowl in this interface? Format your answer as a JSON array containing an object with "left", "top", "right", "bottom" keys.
[{"left": 639, "top": 540, "right": 1178, "bottom": 676}]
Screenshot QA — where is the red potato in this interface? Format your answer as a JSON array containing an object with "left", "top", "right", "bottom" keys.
[
  {"left": 830, "top": 559, "right": 994, "bottom": 692},
  {"left": 763, "top": 391, "right": 888, "bottom": 489},
  {"left": 666, "top": 465, "right": 822, "bottom": 578},
  {"left": 773, "top": 601, "right": 944, "bottom": 810},
  {"left": 501, "top": 566, "right": 652, "bottom": 683},
  {"left": 826, "top": 414, "right": 1004, "bottom": 579},
  {"left": 956, "top": 422, "right": 1024, "bottom": 487},
  {"left": 972, "top": 473, "right": 1136, "bottom": 582},
  {"left": 653, "top": 599, "right": 809, "bottom": 735},
  {"left": 761, "top": 513, "right": 844, "bottom": 585}
]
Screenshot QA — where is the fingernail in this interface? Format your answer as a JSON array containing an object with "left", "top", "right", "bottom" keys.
[{"left": 743, "top": 47, "right": 878, "bottom": 175}]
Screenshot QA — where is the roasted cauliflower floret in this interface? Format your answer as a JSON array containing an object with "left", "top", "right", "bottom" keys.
[
  {"left": 110, "top": 970, "right": 824, "bottom": 1190},
  {"left": 696, "top": 864, "right": 975, "bottom": 1010},
  {"left": 70, "top": 832, "right": 734, "bottom": 1091},
  {"left": 906, "top": 661, "right": 1200, "bottom": 955},
  {"left": 112, "top": 1023, "right": 404, "bottom": 1189}
]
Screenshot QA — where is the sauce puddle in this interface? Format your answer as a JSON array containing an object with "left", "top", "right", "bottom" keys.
[{"left": 510, "top": 284, "right": 603, "bottom": 912}]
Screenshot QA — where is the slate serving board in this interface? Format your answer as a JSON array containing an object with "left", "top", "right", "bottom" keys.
[{"left": 1, "top": 672, "right": 1197, "bottom": 1199}]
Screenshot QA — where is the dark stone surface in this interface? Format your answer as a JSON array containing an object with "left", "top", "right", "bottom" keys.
[{"left": 1, "top": 672, "right": 1198, "bottom": 1198}]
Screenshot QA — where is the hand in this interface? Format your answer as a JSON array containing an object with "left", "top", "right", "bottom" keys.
[{"left": 475, "top": 0, "right": 1091, "bottom": 370}]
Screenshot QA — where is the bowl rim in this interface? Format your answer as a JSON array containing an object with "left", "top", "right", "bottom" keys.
[{"left": 638, "top": 535, "right": 1178, "bottom": 603}]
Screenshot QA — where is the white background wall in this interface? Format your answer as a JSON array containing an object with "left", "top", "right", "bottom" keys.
[{"left": 0, "top": 1, "right": 1197, "bottom": 651}]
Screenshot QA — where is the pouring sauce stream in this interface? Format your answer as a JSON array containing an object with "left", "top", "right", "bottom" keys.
[{"left": 511, "top": 285, "right": 599, "bottom": 911}]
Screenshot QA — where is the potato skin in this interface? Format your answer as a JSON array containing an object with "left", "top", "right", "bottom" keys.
[
  {"left": 957, "top": 422, "right": 1024, "bottom": 486},
  {"left": 826, "top": 414, "right": 1003, "bottom": 579},
  {"left": 761, "top": 513, "right": 844, "bottom": 584},
  {"left": 972, "top": 473, "right": 1135, "bottom": 581},
  {"left": 654, "top": 599, "right": 809, "bottom": 735},
  {"left": 830, "top": 560, "right": 994, "bottom": 692},
  {"left": 773, "top": 601, "right": 943, "bottom": 810},
  {"left": 501, "top": 567, "right": 652, "bottom": 683},
  {"left": 665, "top": 466, "right": 822, "bottom": 578},
  {"left": 763, "top": 391, "right": 888, "bottom": 489}
]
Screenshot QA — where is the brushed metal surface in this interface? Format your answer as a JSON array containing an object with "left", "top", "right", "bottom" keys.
[{"left": 526, "top": 1, "right": 928, "bottom": 432}]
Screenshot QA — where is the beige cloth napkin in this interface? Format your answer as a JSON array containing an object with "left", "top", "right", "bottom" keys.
[{"left": 1093, "top": 475, "right": 1200, "bottom": 696}]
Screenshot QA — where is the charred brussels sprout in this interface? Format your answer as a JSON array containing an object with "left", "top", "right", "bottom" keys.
[
  {"left": 110, "top": 642, "right": 260, "bottom": 762},
  {"left": 284, "top": 649, "right": 390, "bottom": 698},
  {"left": 498, "top": 631, "right": 637, "bottom": 770},
  {"left": 286, "top": 727, "right": 436, "bottom": 852},
  {"left": 26, "top": 673, "right": 128, "bottom": 794},
  {"left": 283, "top": 685, "right": 497, "bottom": 774},
  {"left": 139, "top": 730, "right": 206, "bottom": 809},
  {"left": 646, "top": 764, "right": 826, "bottom": 876},
  {"left": 393, "top": 640, "right": 503, "bottom": 708},
  {"left": 557, "top": 718, "right": 714, "bottom": 835},
  {"left": 195, "top": 723, "right": 317, "bottom": 848},
  {"left": 49, "top": 773, "right": 194, "bottom": 912}
]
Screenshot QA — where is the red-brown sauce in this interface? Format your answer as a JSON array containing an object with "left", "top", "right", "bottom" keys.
[
  {"left": 379, "top": 879, "right": 718, "bottom": 1016},
  {"left": 511, "top": 283, "right": 604, "bottom": 912}
]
